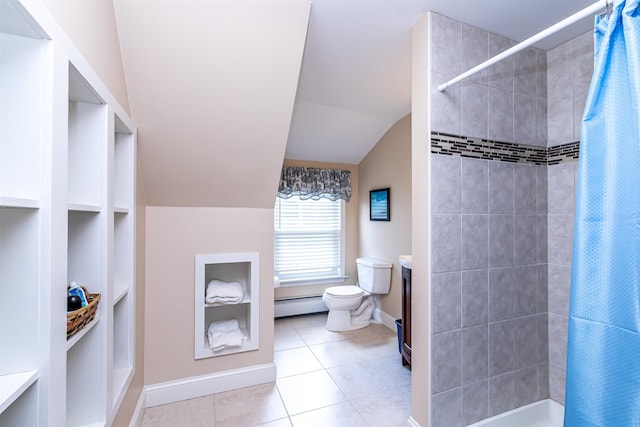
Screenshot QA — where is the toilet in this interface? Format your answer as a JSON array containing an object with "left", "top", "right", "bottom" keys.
[{"left": 322, "top": 257, "right": 392, "bottom": 331}]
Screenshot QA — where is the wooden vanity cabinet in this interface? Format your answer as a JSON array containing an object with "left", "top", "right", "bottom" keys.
[{"left": 401, "top": 266, "right": 412, "bottom": 366}]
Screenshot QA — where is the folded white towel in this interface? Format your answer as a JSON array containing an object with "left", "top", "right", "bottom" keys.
[
  {"left": 207, "top": 319, "right": 246, "bottom": 351},
  {"left": 205, "top": 280, "right": 244, "bottom": 304}
]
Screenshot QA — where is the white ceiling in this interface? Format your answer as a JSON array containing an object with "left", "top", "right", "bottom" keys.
[{"left": 286, "top": 0, "right": 598, "bottom": 164}]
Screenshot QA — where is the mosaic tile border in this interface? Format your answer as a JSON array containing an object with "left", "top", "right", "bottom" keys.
[
  {"left": 547, "top": 141, "right": 580, "bottom": 165},
  {"left": 431, "top": 132, "right": 580, "bottom": 165}
]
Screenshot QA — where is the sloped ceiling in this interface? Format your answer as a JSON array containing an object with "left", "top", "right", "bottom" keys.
[
  {"left": 113, "top": 0, "right": 598, "bottom": 207},
  {"left": 286, "top": 0, "right": 597, "bottom": 164},
  {"left": 113, "top": 0, "right": 310, "bottom": 207}
]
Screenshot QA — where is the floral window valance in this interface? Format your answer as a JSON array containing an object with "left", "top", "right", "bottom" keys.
[{"left": 277, "top": 166, "right": 352, "bottom": 201}]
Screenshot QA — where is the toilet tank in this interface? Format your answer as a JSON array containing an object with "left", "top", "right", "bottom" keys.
[{"left": 356, "top": 257, "right": 392, "bottom": 294}]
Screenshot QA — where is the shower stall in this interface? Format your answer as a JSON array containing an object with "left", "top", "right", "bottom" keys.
[{"left": 425, "top": 10, "right": 594, "bottom": 427}]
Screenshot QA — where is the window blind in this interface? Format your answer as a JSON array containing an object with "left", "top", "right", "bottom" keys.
[{"left": 274, "top": 196, "right": 344, "bottom": 282}]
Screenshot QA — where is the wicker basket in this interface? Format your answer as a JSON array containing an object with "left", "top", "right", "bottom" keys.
[{"left": 67, "top": 288, "right": 101, "bottom": 339}]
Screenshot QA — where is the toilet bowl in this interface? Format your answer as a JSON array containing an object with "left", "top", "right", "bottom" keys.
[{"left": 322, "top": 257, "right": 392, "bottom": 331}]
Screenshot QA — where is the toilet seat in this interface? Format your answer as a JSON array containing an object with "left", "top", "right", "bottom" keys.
[{"left": 324, "top": 285, "right": 364, "bottom": 299}]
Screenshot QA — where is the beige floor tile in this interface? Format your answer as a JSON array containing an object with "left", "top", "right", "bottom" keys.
[
  {"left": 351, "top": 383, "right": 412, "bottom": 427},
  {"left": 213, "top": 383, "right": 287, "bottom": 426},
  {"left": 308, "top": 339, "right": 365, "bottom": 368},
  {"left": 276, "top": 370, "right": 348, "bottom": 415},
  {"left": 140, "top": 395, "right": 215, "bottom": 427},
  {"left": 258, "top": 418, "right": 293, "bottom": 426},
  {"left": 274, "top": 327, "right": 307, "bottom": 352},
  {"left": 371, "top": 354, "right": 413, "bottom": 387},
  {"left": 296, "top": 327, "right": 348, "bottom": 346},
  {"left": 327, "top": 359, "right": 403, "bottom": 399},
  {"left": 290, "top": 402, "right": 368, "bottom": 427},
  {"left": 289, "top": 313, "right": 328, "bottom": 329},
  {"left": 275, "top": 346, "right": 323, "bottom": 378},
  {"left": 279, "top": 313, "right": 327, "bottom": 331}
]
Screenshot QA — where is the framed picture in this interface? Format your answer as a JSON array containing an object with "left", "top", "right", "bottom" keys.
[{"left": 370, "top": 188, "right": 390, "bottom": 221}]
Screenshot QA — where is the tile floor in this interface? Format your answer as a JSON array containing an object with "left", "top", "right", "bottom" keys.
[{"left": 140, "top": 313, "right": 412, "bottom": 426}]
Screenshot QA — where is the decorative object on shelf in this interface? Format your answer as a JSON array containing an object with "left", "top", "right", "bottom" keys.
[
  {"left": 369, "top": 187, "right": 390, "bottom": 221},
  {"left": 205, "top": 279, "right": 244, "bottom": 304},
  {"left": 67, "top": 286, "right": 101, "bottom": 339},
  {"left": 207, "top": 319, "right": 247, "bottom": 351},
  {"left": 68, "top": 282, "right": 88, "bottom": 307}
]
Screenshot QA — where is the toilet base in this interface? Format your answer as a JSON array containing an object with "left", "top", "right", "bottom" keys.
[
  {"left": 326, "top": 308, "right": 370, "bottom": 332},
  {"left": 324, "top": 295, "right": 375, "bottom": 332}
]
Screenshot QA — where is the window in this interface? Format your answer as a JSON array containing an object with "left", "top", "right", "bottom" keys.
[{"left": 274, "top": 195, "right": 345, "bottom": 284}]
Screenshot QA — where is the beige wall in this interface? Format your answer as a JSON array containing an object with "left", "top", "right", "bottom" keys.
[
  {"left": 274, "top": 160, "right": 360, "bottom": 300},
  {"left": 42, "top": 0, "right": 131, "bottom": 114},
  {"left": 144, "top": 206, "right": 275, "bottom": 384},
  {"left": 358, "top": 115, "right": 412, "bottom": 320}
]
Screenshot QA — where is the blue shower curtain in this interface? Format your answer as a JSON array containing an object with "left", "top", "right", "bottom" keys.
[{"left": 564, "top": 1, "right": 640, "bottom": 426}]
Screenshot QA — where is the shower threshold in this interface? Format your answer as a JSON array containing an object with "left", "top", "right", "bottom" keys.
[{"left": 467, "top": 399, "right": 563, "bottom": 427}]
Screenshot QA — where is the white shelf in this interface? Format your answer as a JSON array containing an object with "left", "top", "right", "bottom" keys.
[
  {"left": 201, "top": 328, "right": 255, "bottom": 357},
  {"left": 68, "top": 203, "right": 102, "bottom": 213},
  {"left": 114, "top": 206, "right": 129, "bottom": 214},
  {"left": 0, "top": 371, "right": 38, "bottom": 415},
  {"left": 0, "top": 197, "right": 40, "bottom": 209},
  {"left": 204, "top": 294, "right": 251, "bottom": 307},
  {"left": 66, "top": 314, "right": 101, "bottom": 351},
  {"left": 113, "top": 286, "right": 129, "bottom": 305}
]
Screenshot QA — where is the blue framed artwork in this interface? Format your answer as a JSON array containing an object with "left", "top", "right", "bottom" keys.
[{"left": 370, "top": 188, "right": 390, "bottom": 221}]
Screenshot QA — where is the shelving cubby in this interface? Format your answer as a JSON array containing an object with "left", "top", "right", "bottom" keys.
[
  {"left": 66, "top": 323, "right": 106, "bottom": 426},
  {"left": 68, "top": 65, "right": 106, "bottom": 212},
  {"left": 0, "top": 32, "right": 45, "bottom": 208},
  {"left": 111, "top": 293, "right": 133, "bottom": 408},
  {"left": 194, "top": 252, "right": 260, "bottom": 359},
  {"left": 0, "top": 379, "right": 38, "bottom": 426},
  {"left": 0, "top": 9, "right": 48, "bottom": 421}
]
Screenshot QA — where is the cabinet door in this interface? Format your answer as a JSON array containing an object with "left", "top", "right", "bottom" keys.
[{"left": 401, "top": 267, "right": 412, "bottom": 366}]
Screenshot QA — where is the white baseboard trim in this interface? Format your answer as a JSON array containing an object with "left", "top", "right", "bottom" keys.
[
  {"left": 274, "top": 296, "right": 328, "bottom": 318},
  {"left": 144, "top": 363, "right": 277, "bottom": 408},
  {"left": 129, "top": 389, "right": 147, "bottom": 427},
  {"left": 373, "top": 307, "right": 399, "bottom": 332}
]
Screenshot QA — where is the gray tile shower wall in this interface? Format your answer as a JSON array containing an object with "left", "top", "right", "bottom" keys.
[
  {"left": 429, "top": 11, "right": 593, "bottom": 423},
  {"left": 430, "top": 13, "right": 548, "bottom": 148},
  {"left": 429, "top": 12, "right": 550, "bottom": 426},
  {"left": 544, "top": 30, "right": 592, "bottom": 405},
  {"left": 546, "top": 162, "right": 577, "bottom": 405},
  {"left": 430, "top": 154, "right": 549, "bottom": 426},
  {"left": 547, "top": 31, "right": 594, "bottom": 146},
  {"left": 429, "top": 145, "right": 578, "bottom": 415}
]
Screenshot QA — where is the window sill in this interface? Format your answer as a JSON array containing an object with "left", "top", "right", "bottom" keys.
[{"left": 278, "top": 275, "right": 348, "bottom": 287}]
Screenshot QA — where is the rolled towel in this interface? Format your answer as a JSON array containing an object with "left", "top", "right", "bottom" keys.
[
  {"left": 205, "top": 280, "right": 244, "bottom": 304},
  {"left": 207, "top": 319, "right": 246, "bottom": 351}
]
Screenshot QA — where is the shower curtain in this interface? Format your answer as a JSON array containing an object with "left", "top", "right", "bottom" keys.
[{"left": 564, "top": 1, "right": 640, "bottom": 426}]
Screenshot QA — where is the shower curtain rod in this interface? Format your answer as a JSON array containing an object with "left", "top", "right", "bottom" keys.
[{"left": 437, "top": 0, "right": 608, "bottom": 92}]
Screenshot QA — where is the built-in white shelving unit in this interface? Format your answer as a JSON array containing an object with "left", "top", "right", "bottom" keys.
[
  {"left": 0, "top": 0, "right": 136, "bottom": 425},
  {"left": 195, "top": 253, "right": 260, "bottom": 359}
]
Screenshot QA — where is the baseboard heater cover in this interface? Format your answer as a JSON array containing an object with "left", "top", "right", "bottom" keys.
[{"left": 274, "top": 296, "right": 328, "bottom": 318}]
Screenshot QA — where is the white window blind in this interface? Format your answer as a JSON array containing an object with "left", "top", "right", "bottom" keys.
[{"left": 274, "top": 196, "right": 344, "bottom": 283}]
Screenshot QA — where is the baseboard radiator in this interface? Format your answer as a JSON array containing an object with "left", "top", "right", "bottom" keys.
[{"left": 274, "top": 296, "right": 328, "bottom": 318}]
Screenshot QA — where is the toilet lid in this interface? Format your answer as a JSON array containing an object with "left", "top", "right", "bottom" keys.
[{"left": 325, "top": 285, "right": 364, "bottom": 298}]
